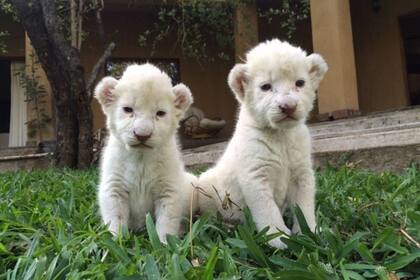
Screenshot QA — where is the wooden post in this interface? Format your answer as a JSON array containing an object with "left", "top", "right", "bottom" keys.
[{"left": 310, "top": 0, "right": 360, "bottom": 120}]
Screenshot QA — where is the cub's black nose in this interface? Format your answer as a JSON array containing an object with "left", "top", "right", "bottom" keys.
[
  {"left": 134, "top": 132, "right": 152, "bottom": 142},
  {"left": 280, "top": 104, "right": 296, "bottom": 116}
]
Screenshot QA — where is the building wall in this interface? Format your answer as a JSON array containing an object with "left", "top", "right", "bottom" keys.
[
  {"left": 8, "top": 2, "right": 420, "bottom": 145},
  {"left": 350, "top": 0, "right": 420, "bottom": 113},
  {"left": 310, "top": 0, "right": 360, "bottom": 118},
  {"left": 1, "top": 7, "right": 313, "bottom": 142},
  {"left": 259, "top": 16, "right": 313, "bottom": 53},
  {"left": 82, "top": 11, "right": 236, "bottom": 137},
  {"left": 85, "top": 9, "right": 313, "bottom": 137}
]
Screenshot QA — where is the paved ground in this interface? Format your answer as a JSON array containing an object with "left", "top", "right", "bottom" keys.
[{"left": 183, "top": 107, "right": 420, "bottom": 172}]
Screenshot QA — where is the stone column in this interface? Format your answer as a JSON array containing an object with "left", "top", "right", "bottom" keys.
[
  {"left": 25, "top": 33, "right": 55, "bottom": 146},
  {"left": 310, "top": 0, "right": 360, "bottom": 120},
  {"left": 233, "top": 0, "right": 259, "bottom": 62}
]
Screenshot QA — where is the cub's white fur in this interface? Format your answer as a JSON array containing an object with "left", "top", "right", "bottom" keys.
[
  {"left": 198, "top": 40, "right": 328, "bottom": 248},
  {"left": 95, "top": 63, "right": 197, "bottom": 242}
]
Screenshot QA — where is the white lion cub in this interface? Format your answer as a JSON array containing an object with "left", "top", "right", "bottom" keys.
[
  {"left": 198, "top": 39, "right": 328, "bottom": 248},
  {"left": 95, "top": 63, "right": 197, "bottom": 243}
]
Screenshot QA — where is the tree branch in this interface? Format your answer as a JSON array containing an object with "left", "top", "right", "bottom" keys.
[
  {"left": 94, "top": 0, "right": 106, "bottom": 48},
  {"left": 77, "top": 0, "right": 83, "bottom": 50},
  {"left": 39, "top": 0, "right": 68, "bottom": 54},
  {"left": 70, "top": 0, "right": 77, "bottom": 48},
  {"left": 87, "top": 41, "right": 116, "bottom": 98}
]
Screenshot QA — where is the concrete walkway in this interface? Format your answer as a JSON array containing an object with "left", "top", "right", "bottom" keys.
[{"left": 183, "top": 107, "right": 420, "bottom": 172}]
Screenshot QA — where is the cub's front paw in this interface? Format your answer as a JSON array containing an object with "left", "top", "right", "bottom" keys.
[
  {"left": 108, "top": 223, "right": 121, "bottom": 236},
  {"left": 267, "top": 227, "right": 291, "bottom": 249},
  {"left": 108, "top": 221, "right": 128, "bottom": 237},
  {"left": 268, "top": 237, "right": 288, "bottom": 249},
  {"left": 158, "top": 234, "right": 168, "bottom": 245},
  {"left": 156, "top": 227, "right": 169, "bottom": 245}
]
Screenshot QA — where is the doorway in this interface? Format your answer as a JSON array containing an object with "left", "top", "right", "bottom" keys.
[
  {"left": 0, "top": 59, "right": 27, "bottom": 148},
  {"left": 400, "top": 12, "right": 420, "bottom": 106},
  {"left": 0, "top": 60, "right": 11, "bottom": 147}
]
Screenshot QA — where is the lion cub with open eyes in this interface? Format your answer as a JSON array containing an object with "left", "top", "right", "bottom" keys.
[
  {"left": 95, "top": 63, "right": 197, "bottom": 242},
  {"left": 198, "top": 39, "right": 328, "bottom": 248}
]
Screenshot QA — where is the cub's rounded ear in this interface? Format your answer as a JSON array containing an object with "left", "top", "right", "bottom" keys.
[
  {"left": 94, "top": 76, "right": 118, "bottom": 107},
  {"left": 228, "top": 63, "right": 248, "bottom": 102},
  {"left": 173, "top": 83, "right": 193, "bottom": 114},
  {"left": 307, "top": 53, "right": 328, "bottom": 86}
]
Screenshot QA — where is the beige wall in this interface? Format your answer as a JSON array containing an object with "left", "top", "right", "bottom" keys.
[
  {"left": 310, "top": 0, "right": 360, "bottom": 117},
  {"left": 0, "top": 7, "right": 320, "bottom": 143},
  {"left": 85, "top": 9, "right": 314, "bottom": 137},
  {"left": 8, "top": 2, "right": 420, "bottom": 145},
  {"left": 350, "top": 0, "right": 420, "bottom": 113},
  {"left": 259, "top": 17, "right": 313, "bottom": 54},
  {"left": 25, "top": 35, "right": 55, "bottom": 143}
]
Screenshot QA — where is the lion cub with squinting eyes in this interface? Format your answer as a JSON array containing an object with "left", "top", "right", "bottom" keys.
[
  {"left": 95, "top": 63, "right": 197, "bottom": 243},
  {"left": 198, "top": 39, "right": 328, "bottom": 248}
]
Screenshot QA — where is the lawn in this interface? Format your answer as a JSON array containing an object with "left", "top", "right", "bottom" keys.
[{"left": 0, "top": 166, "right": 419, "bottom": 279}]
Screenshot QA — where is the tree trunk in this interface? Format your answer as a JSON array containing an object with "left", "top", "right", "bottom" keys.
[
  {"left": 74, "top": 68, "right": 93, "bottom": 169},
  {"left": 77, "top": 103, "right": 93, "bottom": 169},
  {"left": 12, "top": 0, "right": 93, "bottom": 168},
  {"left": 55, "top": 96, "right": 79, "bottom": 168}
]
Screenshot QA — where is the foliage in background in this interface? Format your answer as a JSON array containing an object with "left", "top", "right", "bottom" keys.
[
  {"left": 54, "top": 0, "right": 103, "bottom": 49},
  {"left": 0, "top": 31, "right": 8, "bottom": 53},
  {"left": 139, "top": 0, "right": 235, "bottom": 62},
  {"left": 139, "top": 0, "right": 310, "bottom": 62},
  {"left": 0, "top": 0, "right": 15, "bottom": 17},
  {"left": 0, "top": 0, "right": 104, "bottom": 51},
  {"left": 0, "top": 0, "right": 15, "bottom": 54},
  {"left": 259, "top": 0, "right": 310, "bottom": 38},
  {"left": 18, "top": 54, "right": 51, "bottom": 141},
  {"left": 0, "top": 166, "right": 419, "bottom": 279}
]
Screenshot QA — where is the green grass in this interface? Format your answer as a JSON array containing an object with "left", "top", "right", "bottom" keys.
[{"left": 0, "top": 166, "right": 419, "bottom": 279}]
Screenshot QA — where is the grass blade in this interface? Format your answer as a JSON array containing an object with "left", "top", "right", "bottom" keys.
[
  {"left": 101, "top": 236, "right": 131, "bottom": 264},
  {"left": 346, "top": 271, "right": 367, "bottom": 280},
  {"left": 372, "top": 228, "right": 393, "bottom": 250},
  {"left": 202, "top": 245, "right": 218, "bottom": 280},
  {"left": 274, "top": 270, "right": 316, "bottom": 280},
  {"left": 146, "top": 213, "right": 163, "bottom": 251},
  {"left": 44, "top": 255, "right": 59, "bottom": 280},
  {"left": 269, "top": 256, "right": 307, "bottom": 271},
  {"left": 238, "top": 225, "right": 269, "bottom": 267},
  {"left": 144, "top": 254, "right": 161, "bottom": 280},
  {"left": 168, "top": 254, "right": 186, "bottom": 280},
  {"left": 294, "top": 206, "right": 311, "bottom": 235},
  {"left": 385, "top": 251, "right": 420, "bottom": 271},
  {"left": 356, "top": 243, "right": 374, "bottom": 262}
]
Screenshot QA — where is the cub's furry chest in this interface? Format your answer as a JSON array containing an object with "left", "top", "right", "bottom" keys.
[
  {"left": 243, "top": 134, "right": 302, "bottom": 204},
  {"left": 119, "top": 156, "right": 163, "bottom": 197}
]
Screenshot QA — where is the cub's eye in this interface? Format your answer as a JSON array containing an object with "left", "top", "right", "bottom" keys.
[
  {"left": 295, "top": 79, "right": 305, "bottom": 88},
  {"left": 156, "top": 110, "right": 166, "bottom": 117},
  {"left": 123, "top": 107, "right": 133, "bottom": 113},
  {"left": 260, "top": 83, "right": 272, "bottom": 91}
]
